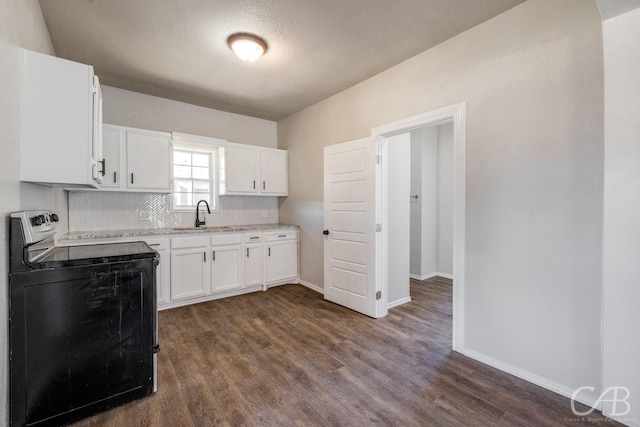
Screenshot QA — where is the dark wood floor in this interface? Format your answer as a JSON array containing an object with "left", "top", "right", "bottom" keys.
[{"left": 72, "top": 277, "right": 618, "bottom": 426}]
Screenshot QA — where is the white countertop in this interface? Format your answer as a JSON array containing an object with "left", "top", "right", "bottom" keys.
[{"left": 59, "top": 223, "right": 299, "bottom": 241}]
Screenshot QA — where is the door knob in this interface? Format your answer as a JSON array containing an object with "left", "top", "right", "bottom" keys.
[{"left": 323, "top": 230, "right": 330, "bottom": 235}]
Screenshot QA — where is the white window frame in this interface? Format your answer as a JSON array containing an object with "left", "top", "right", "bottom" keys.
[{"left": 170, "top": 132, "right": 226, "bottom": 212}]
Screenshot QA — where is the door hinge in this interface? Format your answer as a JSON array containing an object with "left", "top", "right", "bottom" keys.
[
  {"left": 376, "top": 291, "right": 382, "bottom": 300},
  {"left": 375, "top": 223, "right": 382, "bottom": 232}
]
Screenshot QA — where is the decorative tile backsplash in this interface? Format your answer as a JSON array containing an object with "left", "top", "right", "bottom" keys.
[{"left": 68, "top": 192, "right": 279, "bottom": 231}]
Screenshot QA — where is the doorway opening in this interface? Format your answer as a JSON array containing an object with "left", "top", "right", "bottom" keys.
[{"left": 372, "top": 103, "right": 466, "bottom": 352}]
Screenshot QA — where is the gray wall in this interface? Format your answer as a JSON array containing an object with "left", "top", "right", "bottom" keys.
[
  {"left": 102, "top": 86, "right": 277, "bottom": 148},
  {"left": 602, "top": 7, "right": 640, "bottom": 424},
  {"left": 0, "top": 0, "right": 57, "bottom": 423},
  {"left": 278, "top": 0, "right": 604, "bottom": 400}
]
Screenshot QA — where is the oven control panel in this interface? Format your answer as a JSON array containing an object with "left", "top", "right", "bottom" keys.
[{"left": 11, "top": 210, "right": 58, "bottom": 244}]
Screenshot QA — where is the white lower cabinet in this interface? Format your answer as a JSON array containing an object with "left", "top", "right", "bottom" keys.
[
  {"left": 265, "top": 231, "right": 298, "bottom": 287},
  {"left": 244, "top": 233, "right": 264, "bottom": 288},
  {"left": 59, "top": 227, "right": 297, "bottom": 310},
  {"left": 170, "top": 236, "right": 210, "bottom": 301},
  {"left": 210, "top": 234, "right": 243, "bottom": 293}
]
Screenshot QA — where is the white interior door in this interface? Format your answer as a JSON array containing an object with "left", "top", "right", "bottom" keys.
[{"left": 323, "top": 137, "right": 378, "bottom": 317}]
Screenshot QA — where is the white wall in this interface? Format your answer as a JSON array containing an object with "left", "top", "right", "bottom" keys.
[
  {"left": 278, "top": 0, "right": 604, "bottom": 405},
  {"left": 409, "top": 124, "right": 454, "bottom": 280},
  {"left": 436, "top": 124, "right": 454, "bottom": 275},
  {"left": 101, "top": 86, "right": 277, "bottom": 148},
  {"left": 0, "top": 0, "right": 56, "bottom": 423},
  {"left": 602, "top": 7, "right": 640, "bottom": 426},
  {"left": 409, "top": 133, "right": 423, "bottom": 275},
  {"left": 410, "top": 127, "right": 438, "bottom": 278}
]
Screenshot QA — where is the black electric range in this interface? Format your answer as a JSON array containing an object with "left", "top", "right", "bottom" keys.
[{"left": 8, "top": 211, "right": 159, "bottom": 427}]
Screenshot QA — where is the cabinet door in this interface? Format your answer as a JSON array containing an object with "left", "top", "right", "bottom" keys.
[
  {"left": 244, "top": 244, "right": 263, "bottom": 287},
  {"left": 126, "top": 130, "right": 170, "bottom": 191},
  {"left": 223, "top": 144, "right": 259, "bottom": 194},
  {"left": 211, "top": 246, "right": 242, "bottom": 293},
  {"left": 259, "top": 149, "right": 288, "bottom": 195},
  {"left": 170, "top": 249, "right": 209, "bottom": 300},
  {"left": 99, "top": 125, "right": 121, "bottom": 188},
  {"left": 265, "top": 240, "right": 298, "bottom": 284},
  {"left": 20, "top": 49, "right": 98, "bottom": 187}
]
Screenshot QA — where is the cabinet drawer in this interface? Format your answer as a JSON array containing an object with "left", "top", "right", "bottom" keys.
[
  {"left": 210, "top": 233, "right": 242, "bottom": 246},
  {"left": 144, "top": 238, "right": 167, "bottom": 250},
  {"left": 171, "top": 236, "right": 209, "bottom": 249},
  {"left": 244, "top": 233, "right": 263, "bottom": 243},
  {"left": 265, "top": 231, "right": 297, "bottom": 242}
]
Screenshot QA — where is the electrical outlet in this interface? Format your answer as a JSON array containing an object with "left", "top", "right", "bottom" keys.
[
  {"left": 262, "top": 210, "right": 268, "bottom": 218},
  {"left": 138, "top": 211, "right": 151, "bottom": 221}
]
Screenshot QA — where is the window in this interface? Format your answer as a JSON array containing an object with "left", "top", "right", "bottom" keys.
[{"left": 172, "top": 147, "right": 217, "bottom": 211}]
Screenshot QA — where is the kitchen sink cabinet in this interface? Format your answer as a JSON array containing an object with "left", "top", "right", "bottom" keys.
[
  {"left": 265, "top": 231, "right": 298, "bottom": 287},
  {"left": 211, "top": 246, "right": 242, "bottom": 293},
  {"left": 170, "top": 236, "right": 210, "bottom": 301},
  {"left": 210, "top": 234, "right": 243, "bottom": 293},
  {"left": 221, "top": 143, "right": 288, "bottom": 196},
  {"left": 97, "top": 124, "right": 171, "bottom": 193}
]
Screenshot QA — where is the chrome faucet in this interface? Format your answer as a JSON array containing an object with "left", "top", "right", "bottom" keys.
[{"left": 195, "top": 200, "right": 210, "bottom": 227}]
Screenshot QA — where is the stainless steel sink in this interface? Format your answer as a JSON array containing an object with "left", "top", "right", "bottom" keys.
[{"left": 170, "top": 226, "right": 235, "bottom": 232}]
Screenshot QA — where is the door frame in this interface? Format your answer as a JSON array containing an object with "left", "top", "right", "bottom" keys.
[{"left": 371, "top": 102, "right": 466, "bottom": 352}]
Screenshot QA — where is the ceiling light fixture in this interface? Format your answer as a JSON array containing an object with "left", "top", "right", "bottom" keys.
[{"left": 227, "top": 33, "right": 268, "bottom": 62}]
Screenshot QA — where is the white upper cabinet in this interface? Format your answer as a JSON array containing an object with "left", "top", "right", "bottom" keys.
[
  {"left": 259, "top": 149, "right": 288, "bottom": 195},
  {"left": 100, "top": 126, "right": 121, "bottom": 188},
  {"left": 223, "top": 143, "right": 260, "bottom": 194},
  {"left": 221, "top": 142, "right": 288, "bottom": 196},
  {"left": 97, "top": 124, "right": 171, "bottom": 193},
  {"left": 19, "top": 48, "right": 103, "bottom": 188},
  {"left": 126, "top": 129, "right": 171, "bottom": 190}
]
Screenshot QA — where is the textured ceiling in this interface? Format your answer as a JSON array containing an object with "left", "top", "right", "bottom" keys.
[{"left": 38, "top": 0, "right": 525, "bottom": 121}]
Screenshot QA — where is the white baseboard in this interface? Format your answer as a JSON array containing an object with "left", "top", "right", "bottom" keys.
[
  {"left": 464, "top": 349, "right": 600, "bottom": 411},
  {"left": 388, "top": 297, "right": 411, "bottom": 309},
  {"left": 298, "top": 279, "right": 324, "bottom": 294},
  {"left": 409, "top": 272, "right": 454, "bottom": 281}
]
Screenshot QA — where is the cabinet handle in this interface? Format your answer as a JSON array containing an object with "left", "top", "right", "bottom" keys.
[
  {"left": 212, "top": 251, "right": 215, "bottom": 261},
  {"left": 279, "top": 235, "right": 287, "bottom": 238},
  {"left": 113, "top": 171, "right": 117, "bottom": 183},
  {"left": 246, "top": 248, "right": 249, "bottom": 258},
  {"left": 148, "top": 243, "right": 160, "bottom": 247},
  {"left": 131, "top": 173, "right": 134, "bottom": 184},
  {"left": 204, "top": 251, "right": 206, "bottom": 262},
  {"left": 268, "top": 247, "right": 271, "bottom": 257},
  {"left": 263, "top": 181, "right": 266, "bottom": 190},
  {"left": 250, "top": 236, "right": 259, "bottom": 240},
  {"left": 253, "top": 180, "right": 256, "bottom": 189},
  {"left": 99, "top": 159, "right": 106, "bottom": 177}
]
